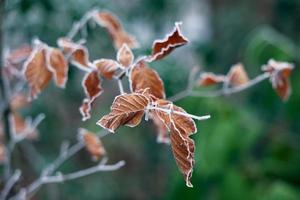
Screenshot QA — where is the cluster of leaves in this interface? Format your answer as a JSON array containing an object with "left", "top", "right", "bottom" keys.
[{"left": 2, "top": 8, "right": 295, "bottom": 189}]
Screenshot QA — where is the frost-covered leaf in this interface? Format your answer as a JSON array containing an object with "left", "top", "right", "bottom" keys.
[
  {"left": 79, "top": 128, "right": 106, "bottom": 160},
  {"left": 79, "top": 99, "right": 92, "bottom": 121},
  {"left": 57, "top": 38, "right": 90, "bottom": 69},
  {"left": 23, "top": 45, "right": 52, "bottom": 99},
  {"left": 148, "top": 22, "right": 188, "bottom": 62},
  {"left": 97, "top": 91, "right": 150, "bottom": 133},
  {"left": 7, "top": 45, "right": 32, "bottom": 65},
  {"left": 47, "top": 48, "right": 68, "bottom": 88},
  {"left": 93, "top": 11, "right": 139, "bottom": 49},
  {"left": 117, "top": 44, "right": 134, "bottom": 68},
  {"left": 130, "top": 60, "right": 165, "bottom": 99},
  {"left": 149, "top": 112, "right": 170, "bottom": 144},
  {"left": 151, "top": 99, "right": 196, "bottom": 187},
  {"left": 227, "top": 63, "right": 249, "bottom": 86},
  {"left": 198, "top": 72, "right": 226, "bottom": 86},
  {"left": 262, "top": 59, "right": 294, "bottom": 101},
  {"left": 82, "top": 70, "right": 103, "bottom": 101},
  {"left": 93, "top": 59, "right": 119, "bottom": 80}
]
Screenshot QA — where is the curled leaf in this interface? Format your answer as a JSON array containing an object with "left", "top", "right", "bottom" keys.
[
  {"left": 7, "top": 45, "right": 32, "bottom": 66},
  {"left": 93, "top": 11, "right": 139, "bottom": 49},
  {"left": 148, "top": 22, "right": 189, "bottom": 62},
  {"left": 47, "top": 48, "right": 69, "bottom": 88},
  {"left": 227, "top": 63, "right": 249, "bottom": 86},
  {"left": 198, "top": 72, "right": 226, "bottom": 86},
  {"left": 97, "top": 91, "right": 150, "bottom": 133},
  {"left": 82, "top": 70, "right": 103, "bottom": 101},
  {"left": 117, "top": 44, "right": 134, "bottom": 68},
  {"left": 23, "top": 45, "right": 52, "bottom": 99},
  {"left": 151, "top": 99, "right": 196, "bottom": 187},
  {"left": 79, "top": 128, "right": 106, "bottom": 160},
  {"left": 79, "top": 99, "right": 92, "bottom": 121},
  {"left": 57, "top": 38, "right": 90, "bottom": 69},
  {"left": 149, "top": 112, "right": 170, "bottom": 144},
  {"left": 130, "top": 60, "right": 165, "bottom": 99},
  {"left": 262, "top": 59, "right": 294, "bottom": 101},
  {"left": 93, "top": 59, "right": 119, "bottom": 80}
]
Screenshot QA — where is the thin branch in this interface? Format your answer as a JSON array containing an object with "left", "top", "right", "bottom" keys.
[
  {"left": 0, "top": 169, "right": 21, "bottom": 200},
  {"left": 169, "top": 72, "right": 270, "bottom": 101},
  {"left": 117, "top": 79, "right": 124, "bottom": 94}
]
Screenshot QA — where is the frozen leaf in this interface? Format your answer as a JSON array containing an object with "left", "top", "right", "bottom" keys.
[
  {"left": 227, "top": 63, "right": 249, "bottom": 86},
  {"left": 23, "top": 46, "right": 52, "bottom": 99},
  {"left": 79, "top": 99, "right": 92, "bottom": 121},
  {"left": 198, "top": 72, "right": 226, "bottom": 86},
  {"left": 151, "top": 99, "right": 196, "bottom": 187},
  {"left": 97, "top": 91, "right": 150, "bottom": 133},
  {"left": 262, "top": 59, "right": 294, "bottom": 101},
  {"left": 149, "top": 112, "right": 170, "bottom": 144},
  {"left": 7, "top": 45, "right": 32, "bottom": 65},
  {"left": 130, "top": 60, "right": 165, "bottom": 99},
  {"left": 47, "top": 48, "right": 69, "bottom": 88},
  {"left": 93, "top": 59, "right": 119, "bottom": 80},
  {"left": 79, "top": 128, "right": 106, "bottom": 160},
  {"left": 148, "top": 22, "right": 189, "bottom": 62},
  {"left": 57, "top": 38, "right": 90, "bottom": 69},
  {"left": 82, "top": 70, "right": 103, "bottom": 101},
  {"left": 93, "top": 11, "right": 139, "bottom": 49},
  {"left": 117, "top": 44, "right": 134, "bottom": 68}
]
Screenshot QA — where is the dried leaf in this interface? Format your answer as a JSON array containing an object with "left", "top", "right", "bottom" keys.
[
  {"left": 130, "top": 60, "right": 165, "bottom": 99},
  {"left": 47, "top": 48, "right": 69, "bottom": 88},
  {"left": 227, "top": 63, "right": 249, "bottom": 86},
  {"left": 149, "top": 112, "right": 170, "bottom": 144},
  {"left": 97, "top": 91, "right": 150, "bottom": 133},
  {"left": 79, "top": 128, "right": 106, "bottom": 160},
  {"left": 117, "top": 44, "right": 134, "bottom": 68},
  {"left": 82, "top": 70, "right": 103, "bottom": 101},
  {"left": 57, "top": 38, "right": 90, "bottom": 69},
  {"left": 23, "top": 46, "right": 52, "bottom": 99},
  {"left": 93, "top": 59, "right": 119, "bottom": 80},
  {"left": 262, "top": 59, "right": 294, "bottom": 101},
  {"left": 148, "top": 22, "right": 189, "bottom": 62},
  {"left": 151, "top": 99, "right": 196, "bottom": 187},
  {"left": 93, "top": 11, "right": 139, "bottom": 49},
  {"left": 198, "top": 72, "right": 225, "bottom": 86},
  {"left": 7, "top": 45, "right": 32, "bottom": 65}
]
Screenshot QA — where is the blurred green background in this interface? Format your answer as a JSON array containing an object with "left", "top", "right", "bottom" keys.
[{"left": 3, "top": 0, "right": 300, "bottom": 199}]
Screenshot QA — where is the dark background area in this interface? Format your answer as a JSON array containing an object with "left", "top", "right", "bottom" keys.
[{"left": 3, "top": 0, "right": 300, "bottom": 199}]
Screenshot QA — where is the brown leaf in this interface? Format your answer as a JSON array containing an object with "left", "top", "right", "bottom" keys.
[
  {"left": 23, "top": 46, "right": 52, "bottom": 99},
  {"left": 262, "top": 59, "right": 294, "bottom": 101},
  {"left": 47, "top": 48, "right": 69, "bottom": 88},
  {"left": 198, "top": 72, "right": 226, "bottom": 86},
  {"left": 79, "top": 99, "right": 92, "bottom": 121},
  {"left": 57, "top": 38, "right": 90, "bottom": 69},
  {"left": 149, "top": 112, "right": 170, "bottom": 144},
  {"left": 93, "top": 59, "right": 119, "bottom": 80},
  {"left": 130, "top": 60, "right": 165, "bottom": 99},
  {"left": 93, "top": 11, "right": 139, "bottom": 49},
  {"left": 227, "top": 63, "right": 249, "bottom": 86},
  {"left": 117, "top": 44, "right": 134, "bottom": 68},
  {"left": 148, "top": 22, "right": 189, "bottom": 62},
  {"left": 82, "top": 70, "right": 103, "bottom": 101},
  {"left": 79, "top": 128, "right": 106, "bottom": 160},
  {"left": 7, "top": 45, "right": 32, "bottom": 65},
  {"left": 151, "top": 99, "right": 196, "bottom": 187},
  {"left": 97, "top": 91, "right": 150, "bottom": 133}
]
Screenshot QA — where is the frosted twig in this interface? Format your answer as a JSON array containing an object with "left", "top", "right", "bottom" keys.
[
  {"left": 117, "top": 79, "right": 125, "bottom": 94},
  {"left": 0, "top": 170, "right": 21, "bottom": 200},
  {"left": 169, "top": 72, "right": 271, "bottom": 101}
]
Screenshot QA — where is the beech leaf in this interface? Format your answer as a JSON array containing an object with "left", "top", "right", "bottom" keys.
[
  {"left": 117, "top": 44, "right": 134, "bottom": 68},
  {"left": 227, "top": 63, "right": 249, "bottom": 86},
  {"left": 148, "top": 22, "right": 189, "bottom": 62},
  {"left": 82, "top": 70, "right": 103, "bottom": 101},
  {"left": 198, "top": 72, "right": 226, "bottom": 87},
  {"left": 93, "top": 59, "right": 119, "bottom": 80},
  {"left": 97, "top": 91, "right": 150, "bottom": 133},
  {"left": 23, "top": 46, "right": 52, "bottom": 99},
  {"left": 130, "top": 60, "right": 165, "bottom": 99}
]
